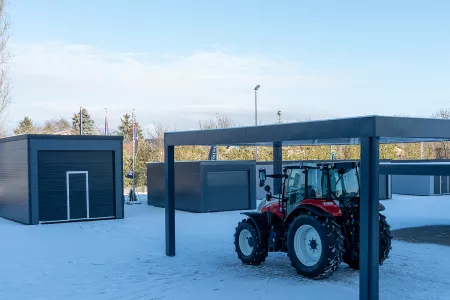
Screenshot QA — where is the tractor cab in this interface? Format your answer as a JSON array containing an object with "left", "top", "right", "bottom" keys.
[{"left": 258, "top": 161, "right": 360, "bottom": 209}]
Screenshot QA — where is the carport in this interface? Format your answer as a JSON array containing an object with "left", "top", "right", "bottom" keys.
[{"left": 163, "top": 115, "right": 450, "bottom": 300}]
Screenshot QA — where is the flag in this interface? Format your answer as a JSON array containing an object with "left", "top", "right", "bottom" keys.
[
  {"left": 104, "top": 108, "right": 109, "bottom": 135},
  {"left": 126, "top": 163, "right": 134, "bottom": 179},
  {"left": 125, "top": 161, "right": 138, "bottom": 179},
  {"left": 208, "top": 145, "right": 217, "bottom": 160}
]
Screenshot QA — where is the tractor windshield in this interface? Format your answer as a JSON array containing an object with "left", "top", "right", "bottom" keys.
[
  {"left": 328, "top": 166, "right": 360, "bottom": 199},
  {"left": 286, "top": 165, "right": 360, "bottom": 201}
]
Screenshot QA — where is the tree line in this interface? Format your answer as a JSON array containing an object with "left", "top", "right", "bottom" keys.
[{"left": 8, "top": 108, "right": 450, "bottom": 190}]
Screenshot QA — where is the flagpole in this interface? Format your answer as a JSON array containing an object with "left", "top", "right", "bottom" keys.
[
  {"left": 79, "top": 106, "right": 83, "bottom": 135},
  {"left": 132, "top": 109, "right": 136, "bottom": 201},
  {"left": 105, "top": 108, "right": 108, "bottom": 135}
]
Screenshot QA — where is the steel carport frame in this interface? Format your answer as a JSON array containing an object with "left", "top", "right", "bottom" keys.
[{"left": 164, "top": 115, "right": 450, "bottom": 300}]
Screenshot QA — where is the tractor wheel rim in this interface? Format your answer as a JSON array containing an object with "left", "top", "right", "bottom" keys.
[
  {"left": 239, "top": 229, "right": 254, "bottom": 256},
  {"left": 294, "top": 224, "right": 322, "bottom": 267}
]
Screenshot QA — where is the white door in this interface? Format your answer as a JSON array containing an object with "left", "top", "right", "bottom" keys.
[{"left": 66, "top": 171, "right": 89, "bottom": 220}]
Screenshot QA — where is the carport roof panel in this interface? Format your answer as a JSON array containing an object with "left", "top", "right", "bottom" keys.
[
  {"left": 164, "top": 115, "right": 450, "bottom": 146},
  {"left": 0, "top": 134, "right": 124, "bottom": 144}
]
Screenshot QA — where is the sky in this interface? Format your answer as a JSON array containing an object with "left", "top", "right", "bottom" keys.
[{"left": 4, "top": 0, "right": 450, "bottom": 135}]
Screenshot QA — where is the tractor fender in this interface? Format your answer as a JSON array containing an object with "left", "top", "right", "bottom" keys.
[
  {"left": 240, "top": 212, "right": 271, "bottom": 244},
  {"left": 285, "top": 204, "right": 334, "bottom": 228}
]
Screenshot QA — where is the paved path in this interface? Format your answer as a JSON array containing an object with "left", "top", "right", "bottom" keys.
[{"left": 391, "top": 225, "right": 450, "bottom": 246}]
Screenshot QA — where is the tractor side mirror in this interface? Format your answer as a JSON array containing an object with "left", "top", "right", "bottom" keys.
[{"left": 258, "top": 168, "right": 266, "bottom": 187}]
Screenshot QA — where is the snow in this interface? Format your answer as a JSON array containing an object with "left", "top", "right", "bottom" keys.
[
  {"left": 0, "top": 194, "right": 449, "bottom": 300},
  {"left": 382, "top": 194, "right": 450, "bottom": 230}
]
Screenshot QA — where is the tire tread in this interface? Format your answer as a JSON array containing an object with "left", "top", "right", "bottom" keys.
[
  {"left": 286, "top": 214, "right": 344, "bottom": 279},
  {"left": 234, "top": 218, "right": 268, "bottom": 265}
]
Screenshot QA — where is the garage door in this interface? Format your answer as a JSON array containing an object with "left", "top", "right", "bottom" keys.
[
  {"left": 38, "top": 150, "right": 115, "bottom": 222},
  {"left": 204, "top": 171, "right": 249, "bottom": 212}
]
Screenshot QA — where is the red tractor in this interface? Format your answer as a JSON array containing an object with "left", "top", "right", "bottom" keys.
[{"left": 234, "top": 161, "right": 392, "bottom": 279}]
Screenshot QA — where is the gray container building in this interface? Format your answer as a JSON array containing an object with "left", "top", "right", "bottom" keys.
[
  {"left": 0, "top": 134, "right": 124, "bottom": 225},
  {"left": 147, "top": 160, "right": 256, "bottom": 212},
  {"left": 386, "top": 160, "right": 450, "bottom": 196}
]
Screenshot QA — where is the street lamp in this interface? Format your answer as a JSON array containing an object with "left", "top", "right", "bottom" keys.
[
  {"left": 254, "top": 85, "right": 260, "bottom": 126},
  {"left": 254, "top": 85, "right": 260, "bottom": 161}
]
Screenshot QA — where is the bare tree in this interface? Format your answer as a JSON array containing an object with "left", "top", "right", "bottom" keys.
[
  {"left": 148, "top": 121, "right": 170, "bottom": 161},
  {"left": 0, "top": 0, "right": 11, "bottom": 134},
  {"left": 430, "top": 109, "right": 450, "bottom": 158},
  {"left": 42, "top": 118, "right": 72, "bottom": 134},
  {"left": 432, "top": 109, "right": 450, "bottom": 120},
  {"left": 199, "top": 113, "right": 235, "bottom": 129}
]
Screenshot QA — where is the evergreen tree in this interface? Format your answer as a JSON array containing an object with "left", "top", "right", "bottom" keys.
[
  {"left": 13, "top": 117, "right": 40, "bottom": 135},
  {"left": 117, "top": 113, "right": 144, "bottom": 142},
  {"left": 72, "top": 108, "right": 96, "bottom": 135}
]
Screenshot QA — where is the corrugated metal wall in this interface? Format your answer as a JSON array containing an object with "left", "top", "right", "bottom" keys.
[
  {"left": 147, "top": 161, "right": 256, "bottom": 212},
  {"left": 147, "top": 161, "right": 202, "bottom": 212},
  {"left": 0, "top": 138, "right": 30, "bottom": 224}
]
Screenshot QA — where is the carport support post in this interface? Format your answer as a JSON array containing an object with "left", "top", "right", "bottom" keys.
[
  {"left": 165, "top": 144, "right": 175, "bottom": 256},
  {"left": 273, "top": 142, "right": 282, "bottom": 194},
  {"left": 359, "top": 137, "right": 380, "bottom": 300}
]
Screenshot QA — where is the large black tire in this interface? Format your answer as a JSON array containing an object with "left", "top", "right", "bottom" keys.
[
  {"left": 234, "top": 218, "right": 268, "bottom": 265},
  {"left": 286, "top": 214, "right": 344, "bottom": 279},
  {"left": 344, "top": 214, "right": 392, "bottom": 270}
]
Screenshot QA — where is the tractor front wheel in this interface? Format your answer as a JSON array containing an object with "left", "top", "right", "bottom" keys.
[
  {"left": 287, "top": 214, "right": 344, "bottom": 279},
  {"left": 234, "top": 218, "right": 268, "bottom": 265}
]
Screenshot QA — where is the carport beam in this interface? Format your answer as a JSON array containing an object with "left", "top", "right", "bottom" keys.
[
  {"left": 359, "top": 137, "right": 380, "bottom": 300},
  {"left": 165, "top": 145, "right": 175, "bottom": 256},
  {"left": 273, "top": 142, "right": 282, "bottom": 194}
]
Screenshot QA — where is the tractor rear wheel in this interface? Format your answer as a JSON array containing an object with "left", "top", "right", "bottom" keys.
[
  {"left": 234, "top": 218, "right": 268, "bottom": 265},
  {"left": 344, "top": 214, "right": 392, "bottom": 270},
  {"left": 286, "top": 214, "right": 344, "bottom": 279}
]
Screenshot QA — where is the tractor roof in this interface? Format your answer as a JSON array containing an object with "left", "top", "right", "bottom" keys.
[{"left": 284, "top": 161, "right": 359, "bottom": 170}]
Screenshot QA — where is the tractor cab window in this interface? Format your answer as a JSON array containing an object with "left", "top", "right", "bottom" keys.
[
  {"left": 306, "top": 168, "right": 330, "bottom": 199},
  {"left": 285, "top": 169, "right": 306, "bottom": 204},
  {"left": 329, "top": 167, "right": 360, "bottom": 198}
]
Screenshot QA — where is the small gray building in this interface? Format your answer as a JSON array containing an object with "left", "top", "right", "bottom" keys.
[
  {"left": 0, "top": 134, "right": 124, "bottom": 225},
  {"left": 386, "top": 160, "right": 450, "bottom": 196},
  {"left": 147, "top": 160, "right": 256, "bottom": 212}
]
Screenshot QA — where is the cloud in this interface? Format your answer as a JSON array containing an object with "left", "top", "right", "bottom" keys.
[{"left": 7, "top": 41, "right": 346, "bottom": 135}]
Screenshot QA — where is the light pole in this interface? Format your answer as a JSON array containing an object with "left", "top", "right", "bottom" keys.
[
  {"left": 79, "top": 106, "right": 83, "bottom": 135},
  {"left": 254, "top": 85, "right": 260, "bottom": 161}
]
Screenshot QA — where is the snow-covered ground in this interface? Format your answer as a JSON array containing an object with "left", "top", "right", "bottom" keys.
[
  {"left": 383, "top": 194, "right": 450, "bottom": 230},
  {"left": 1, "top": 194, "right": 450, "bottom": 300}
]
